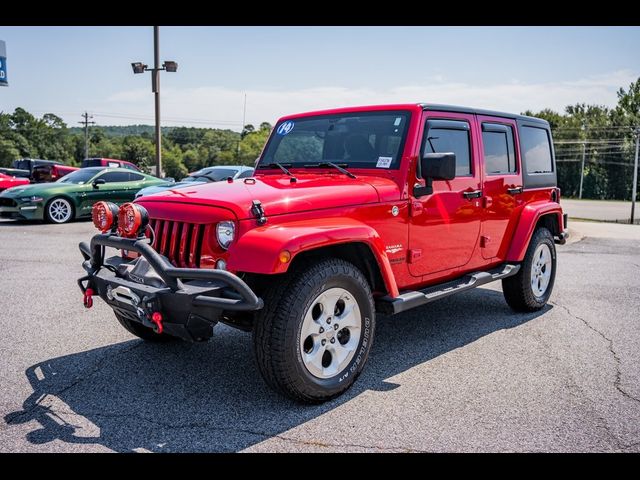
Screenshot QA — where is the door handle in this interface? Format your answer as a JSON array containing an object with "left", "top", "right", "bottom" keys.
[
  {"left": 463, "top": 189, "right": 482, "bottom": 199},
  {"left": 507, "top": 186, "right": 523, "bottom": 195}
]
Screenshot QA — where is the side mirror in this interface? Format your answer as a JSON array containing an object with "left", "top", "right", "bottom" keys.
[
  {"left": 415, "top": 152, "right": 456, "bottom": 197},
  {"left": 421, "top": 152, "right": 456, "bottom": 181},
  {"left": 92, "top": 178, "right": 106, "bottom": 189}
]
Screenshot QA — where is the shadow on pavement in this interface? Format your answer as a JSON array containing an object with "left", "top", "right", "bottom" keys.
[{"left": 5, "top": 288, "right": 550, "bottom": 452}]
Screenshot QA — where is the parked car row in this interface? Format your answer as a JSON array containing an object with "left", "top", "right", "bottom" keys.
[
  {"left": 0, "top": 165, "right": 255, "bottom": 224},
  {"left": 0, "top": 157, "right": 141, "bottom": 185}
]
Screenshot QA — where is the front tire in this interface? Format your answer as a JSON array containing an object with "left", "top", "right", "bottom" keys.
[
  {"left": 115, "top": 312, "right": 178, "bottom": 343},
  {"left": 44, "top": 197, "right": 74, "bottom": 224},
  {"left": 502, "top": 227, "right": 557, "bottom": 312},
  {"left": 253, "top": 258, "right": 375, "bottom": 403}
]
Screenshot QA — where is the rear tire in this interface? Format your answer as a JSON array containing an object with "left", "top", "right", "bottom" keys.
[
  {"left": 115, "top": 312, "right": 178, "bottom": 343},
  {"left": 502, "top": 227, "right": 556, "bottom": 312},
  {"left": 253, "top": 258, "right": 375, "bottom": 403}
]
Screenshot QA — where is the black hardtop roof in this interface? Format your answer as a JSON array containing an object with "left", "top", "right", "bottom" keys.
[{"left": 420, "top": 103, "right": 549, "bottom": 126}]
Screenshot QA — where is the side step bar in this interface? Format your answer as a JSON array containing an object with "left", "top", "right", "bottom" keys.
[{"left": 376, "top": 264, "right": 520, "bottom": 315}]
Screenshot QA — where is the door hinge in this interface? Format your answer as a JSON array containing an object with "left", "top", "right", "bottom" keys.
[
  {"left": 408, "top": 248, "right": 422, "bottom": 263},
  {"left": 409, "top": 200, "right": 424, "bottom": 217}
]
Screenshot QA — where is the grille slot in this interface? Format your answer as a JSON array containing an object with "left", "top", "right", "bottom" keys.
[{"left": 149, "top": 218, "right": 205, "bottom": 267}]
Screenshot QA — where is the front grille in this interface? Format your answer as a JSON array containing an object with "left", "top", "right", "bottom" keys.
[
  {"left": 149, "top": 218, "right": 205, "bottom": 267},
  {"left": 0, "top": 198, "right": 17, "bottom": 207}
]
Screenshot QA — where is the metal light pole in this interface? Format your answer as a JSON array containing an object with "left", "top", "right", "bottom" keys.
[
  {"left": 631, "top": 128, "right": 639, "bottom": 225},
  {"left": 131, "top": 26, "right": 178, "bottom": 178},
  {"left": 153, "top": 26, "right": 161, "bottom": 178}
]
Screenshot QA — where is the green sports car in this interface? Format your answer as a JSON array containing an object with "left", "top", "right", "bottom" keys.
[{"left": 0, "top": 167, "right": 169, "bottom": 224}]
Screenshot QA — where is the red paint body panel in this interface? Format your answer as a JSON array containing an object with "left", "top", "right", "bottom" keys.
[
  {"left": 228, "top": 217, "right": 399, "bottom": 297},
  {"left": 476, "top": 115, "right": 523, "bottom": 260},
  {"left": 408, "top": 111, "right": 483, "bottom": 277},
  {"left": 0, "top": 173, "right": 30, "bottom": 191},
  {"left": 506, "top": 199, "right": 563, "bottom": 262},
  {"left": 124, "top": 103, "right": 563, "bottom": 300}
]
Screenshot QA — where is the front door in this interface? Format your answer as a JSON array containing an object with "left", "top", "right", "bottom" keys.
[
  {"left": 408, "top": 112, "right": 483, "bottom": 277},
  {"left": 477, "top": 116, "right": 523, "bottom": 260},
  {"left": 80, "top": 171, "right": 134, "bottom": 214}
]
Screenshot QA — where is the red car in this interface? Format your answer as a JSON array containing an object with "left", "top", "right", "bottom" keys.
[
  {"left": 0, "top": 173, "right": 30, "bottom": 193},
  {"left": 78, "top": 103, "right": 567, "bottom": 403},
  {"left": 31, "top": 164, "right": 79, "bottom": 183},
  {"left": 81, "top": 158, "right": 140, "bottom": 171}
]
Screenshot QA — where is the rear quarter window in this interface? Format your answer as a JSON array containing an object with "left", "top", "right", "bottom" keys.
[{"left": 521, "top": 126, "right": 553, "bottom": 174}]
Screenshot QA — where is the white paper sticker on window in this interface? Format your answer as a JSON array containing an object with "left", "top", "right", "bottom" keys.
[
  {"left": 376, "top": 156, "right": 393, "bottom": 168},
  {"left": 394, "top": 117, "right": 402, "bottom": 126}
]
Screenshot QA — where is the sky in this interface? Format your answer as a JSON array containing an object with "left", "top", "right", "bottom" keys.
[{"left": 0, "top": 26, "right": 639, "bottom": 131}]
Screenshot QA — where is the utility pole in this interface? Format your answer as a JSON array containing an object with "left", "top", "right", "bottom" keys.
[
  {"left": 631, "top": 127, "right": 639, "bottom": 225},
  {"left": 237, "top": 93, "right": 247, "bottom": 160},
  {"left": 79, "top": 112, "right": 95, "bottom": 159},
  {"left": 578, "top": 141, "right": 586, "bottom": 199}
]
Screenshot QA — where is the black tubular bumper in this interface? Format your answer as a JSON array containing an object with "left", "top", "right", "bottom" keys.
[{"left": 78, "top": 234, "right": 263, "bottom": 341}]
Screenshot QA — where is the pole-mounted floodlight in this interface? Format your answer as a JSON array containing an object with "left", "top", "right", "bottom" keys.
[
  {"left": 130, "top": 27, "right": 178, "bottom": 178},
  {"left": 131, "top": 62, "right": 147, "bottom": 74},
  {"left": 163, "top": 61, "right": 178, "bottom": 73}
]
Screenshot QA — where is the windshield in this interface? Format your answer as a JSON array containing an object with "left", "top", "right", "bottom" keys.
[
  {"left": 259, "top": 111, "right": 410, "bottom": 169},
  {"left": 57, "top": 168, "right": 102, "bottom": 184}
]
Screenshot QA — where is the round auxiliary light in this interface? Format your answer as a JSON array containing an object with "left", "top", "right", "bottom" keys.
[
  {"left": 117, "top": 203, "right": 149, "bottom": 238},
  {"left": 92, "top": 201, "right": 120, "bottom": 233}
]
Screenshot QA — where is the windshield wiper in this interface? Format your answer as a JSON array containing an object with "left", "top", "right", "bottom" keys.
[
  {"left": 306, "top": 162, "right": 356, "bottom": 179},
  {"left": 258, "top": 162, "right": 296, "bottom": 180}
]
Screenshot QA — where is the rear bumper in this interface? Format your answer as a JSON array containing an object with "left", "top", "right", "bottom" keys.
[
  {"left": 78, "top": 233, "right": 263, "bottom": 341},
  {"left": 555, "top": 213, "right": 569, "bottom": 245}
]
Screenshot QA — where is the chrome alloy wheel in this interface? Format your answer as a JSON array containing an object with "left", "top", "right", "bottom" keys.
[
  {"left": 48, "top": 198, "right": 72, "bottom": 223},
  {"left": 531, "top": 243, "right": 552, "bottom": 298},
  {"left": 299, "top": 287, "right": 362, "bottom": 379}
]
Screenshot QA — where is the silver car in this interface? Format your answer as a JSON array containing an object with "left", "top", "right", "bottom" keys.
[{"left": 135, "top": 165, "right": 255, "bottom": 199}]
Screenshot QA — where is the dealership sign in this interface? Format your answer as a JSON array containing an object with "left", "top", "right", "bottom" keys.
[{"left": 0, "top": 40, "right": 7, "bottom": 86}]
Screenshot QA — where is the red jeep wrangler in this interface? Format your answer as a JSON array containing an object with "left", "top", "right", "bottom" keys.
[{"left": 78, "top": 104, "right": 567, "bottom": 403}]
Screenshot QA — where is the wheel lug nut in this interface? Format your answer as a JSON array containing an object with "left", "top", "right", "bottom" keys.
[
  {"left": 330, "top": 338, "right": 335, "bottom": 343},
  {"left": 319, "top": 327, "right": 324, "bottom": 333},
  {"left": 326, "top": 317, "right": 331, "bottom": 324},
  {"left": 334, "top": 324, "right": 339, "bottom": 330},
  {"left": 321, "top": 339, "right": 326, "bottom": 346}
]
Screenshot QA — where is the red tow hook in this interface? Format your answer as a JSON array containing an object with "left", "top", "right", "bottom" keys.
[
  {"left": 83, "top": 288, "right": 94, "bottom": 309},
  {"left": 151, "top": 312, "right": 164, "bottom": 334}
]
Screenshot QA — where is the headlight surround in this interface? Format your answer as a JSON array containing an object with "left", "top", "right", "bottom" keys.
[
  {"left": 20, "top": 196, "right": 44, "bottom": 203},
  {"left": 216, "top": 221, "right": 236, "bottom": 249}
]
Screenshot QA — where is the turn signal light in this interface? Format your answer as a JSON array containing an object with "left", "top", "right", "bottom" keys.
[
  {"left": 117, "top": 203, "right": 149, "bottom": 238},
  {"left": 92, "top": 201, "right": 119, "bottom": 233}
]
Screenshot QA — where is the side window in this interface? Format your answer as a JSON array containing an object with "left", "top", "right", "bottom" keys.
[
  {"left": 99, "top": 171, "right": 130, "bottom": 183},
  {"left": 422, "top": 120, "right": 471, "bottom": 176},
  {"left": 128, "top": 173, "right": 145, "bottom": 181},
  {"left": 237, "top": 169, "right": 255, "bottom": 179},
  {"left": 482, "top": 123, "right": 516, "bottom": 174},
  {"left": 521, "top": 126, "right": 553, "bottom": 174}
]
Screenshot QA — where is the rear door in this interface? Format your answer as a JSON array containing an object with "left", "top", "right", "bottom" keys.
[
  {"left": 408, "top": 112, "right": 483, "bottom": 277},
  {"left": 478, "top": 116, "right": 523, "bottom": 260}
]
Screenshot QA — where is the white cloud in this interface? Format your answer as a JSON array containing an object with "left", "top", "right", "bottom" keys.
[{"left": 95, "top": 70, "right": 638, "bottom": 130}]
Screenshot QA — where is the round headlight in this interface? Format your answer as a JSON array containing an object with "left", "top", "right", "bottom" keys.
[
  {"left": 216, "top": 221, "right": 236, "bottom": 249},
  {"left": 92, "top": 201, "right": 119, "bottom": 233},
  {"left": 117, "top": 203, "right": 149, "bottom": 238}
]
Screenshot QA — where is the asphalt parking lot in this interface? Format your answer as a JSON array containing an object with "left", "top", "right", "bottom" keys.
[{"left": 0, "top": 218, "right": 639, "bottom": 452}]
